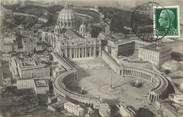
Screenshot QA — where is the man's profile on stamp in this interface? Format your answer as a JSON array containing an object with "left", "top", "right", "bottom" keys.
[{"left": 154, "top": 6, "right": 179, "bottom": 38}]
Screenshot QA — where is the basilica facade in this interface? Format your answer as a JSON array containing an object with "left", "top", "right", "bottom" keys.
[
  {"left": 55, "top": 30, "right": 102, "bottom": 59},
  {"left": 48, "top": 2, "right": 102, "bottom": 59}
]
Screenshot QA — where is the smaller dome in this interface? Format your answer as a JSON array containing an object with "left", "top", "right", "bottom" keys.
[
  {"left": 80, "top": 23, "right": 86, "bottom": 29},
  {"left": 79, "top": 24, "right": 86, "bottom": 32}
]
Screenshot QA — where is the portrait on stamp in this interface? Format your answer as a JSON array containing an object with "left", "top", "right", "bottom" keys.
[{"left": 154, "top": 6, "right": 180, "bottom": 38}]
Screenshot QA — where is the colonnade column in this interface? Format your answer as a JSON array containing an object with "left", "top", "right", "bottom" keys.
[
  {"left": 120, "top": 68, "right": 124, "bottom": 76},
  {"left": 99, "top": 46, "right": 102, "bottom": 56},
  {"left": 67, "top": 46, "right": 98, "bottom": 58},
  {"left": 70, "top": 48, "right": 72, "bottom": 58},
  {"left": 148, "top": 91, "right": 159, "bottom": 103},
  {"left": 85, "top": 47, "right": 87, "bottom": 57},
  {"left": 93, "top": 46, "right": 96, "bottom": 57},
  {"left": 63, "top": 48, "right": 66, "bottom": 57},
  {"left": 89, "top": 47, "right": 92, "bottom": 57},
  {"left": 76, "top": 48, "right": 78, "bottom": 58},
  {"left": 78, "top": 48, "right": 81, "bottom": 58},
  {"left": 66, "top": 48, "right": 68, "bottom": 58},
  {"left": 82, "top": 48, "right": 85, "bottom": 58},
  {"left": 74, "top": 48, "right": 76, "bottom": 58}
]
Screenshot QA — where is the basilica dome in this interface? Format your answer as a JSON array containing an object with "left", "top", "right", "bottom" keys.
[{"left": 55, "top": 2, "right": 76, "bottom": 33}]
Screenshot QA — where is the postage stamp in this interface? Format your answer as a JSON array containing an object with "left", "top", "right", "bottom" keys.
[{"left": 154, "top": 6, "right": 180, "bottom": 38}]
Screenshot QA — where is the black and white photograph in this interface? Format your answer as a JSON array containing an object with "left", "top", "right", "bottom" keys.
[{"left": 0, "top": 0, "right": 183, "bottom": 117}]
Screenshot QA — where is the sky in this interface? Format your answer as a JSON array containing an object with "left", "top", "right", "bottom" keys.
[
  {"left": 1, "top": 0, "right": 183, "bottom": 24},
  {"left": 1, "top": 0, "right": 182, "bottom": 8}
]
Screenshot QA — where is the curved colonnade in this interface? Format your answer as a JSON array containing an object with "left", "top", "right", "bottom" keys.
[
  {"left": 54, "top": 64, "right": 169, "bottom": 105},
  {"left": 53, "top": 70, "right": 101, "bottom": 106},
  {"left": 121, "top": 66, "right": 169, "bottom": 102}
]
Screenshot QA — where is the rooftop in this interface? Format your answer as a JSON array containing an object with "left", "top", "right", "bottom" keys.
[
  {"left": 106, "top": 33, "right": 143, "bottom": 45},
  {"left": 64, "top": 30, "right": 83, "bottom": 39},
  {"left": 15, "top": 54, "right": 50, "bottom": 69},
  {"left": 34, "top": 79, "right": 49, "bottom": 87},
  {"left": 17, "top": 79, "right": 35, "bottom": 89},
  {"left": 142, "top": 44, "right": 171, "bottom": 52}
]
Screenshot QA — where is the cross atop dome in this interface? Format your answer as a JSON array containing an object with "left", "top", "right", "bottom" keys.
[
  {"left": 64, "top": 0, "right": 69, "bottom": 8},
  {"left": 64, "top": 0, "right": 72, "bottom": 9}
]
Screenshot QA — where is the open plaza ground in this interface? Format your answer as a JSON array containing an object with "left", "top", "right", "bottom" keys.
[{"left": 71, "top": 58, "right": 154, "bottom": 108}]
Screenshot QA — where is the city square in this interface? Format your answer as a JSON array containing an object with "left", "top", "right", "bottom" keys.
[
  {"left": 0, "top": 0, "right": 183, "bottom": 117},
  {"left": 73, "top": 58, "right": 154, "bottom": 108}
]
